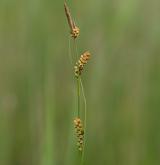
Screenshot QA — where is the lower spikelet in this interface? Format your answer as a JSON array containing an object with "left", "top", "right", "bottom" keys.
[
  {"left": 74, "top": 51, "right": 91, "bottom": 77},
  {"left": 74, "top": 118, "right": 84, "bottom": 151}
]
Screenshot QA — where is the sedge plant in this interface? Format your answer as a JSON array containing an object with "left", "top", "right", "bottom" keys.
[{"left": 64, "top": 1, "right": 91, "bottom": 165}]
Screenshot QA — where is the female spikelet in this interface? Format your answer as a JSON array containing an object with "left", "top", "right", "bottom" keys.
[
  {"left": 74, "top": 118, "right": 84, "bottom": 151},
  {"left": 74, "top": 51, "right": 91, "bottom": 77}
]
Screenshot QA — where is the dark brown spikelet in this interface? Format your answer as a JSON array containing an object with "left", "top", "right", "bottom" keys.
[
  {"left": 74, "top": 118, "right": 84, "bottom": 151},
  {"left": 64, "top": 2, "right": 80, "bottom": 38},
  {"left": 74, "top": 51, "right": 91, "bottom": 77}
]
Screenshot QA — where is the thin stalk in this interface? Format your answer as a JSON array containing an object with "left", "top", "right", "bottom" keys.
[
  {"left": 73, "top": 35, "right": 87, "bottom": 165},
  {"left": 74, "top": 39, "right": 79, "bottom": 61},
  {"left": 73, "top": 39, "right": 81, "bottom": 117},
  {"left": 77, "top": 77, "right": 80, "bottom": 117},
  {"left": 80, "top": 78, "right": 87, "bottom": 165},
  {"left": 68, "top": 36, "right": 73, "bottom": 66}
]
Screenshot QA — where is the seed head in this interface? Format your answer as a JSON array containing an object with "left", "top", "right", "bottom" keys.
[
  {"left": 73, "top": 117, "right": 84, "bottom": 152},
  {"left": 64, "top": 2, "right": 80, "bottom": 39},
  {"left": 74, "top": 51, "right": 91, "bottom": 77}
]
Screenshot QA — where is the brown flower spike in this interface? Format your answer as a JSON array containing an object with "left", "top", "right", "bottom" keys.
[
  {"left": 74, "top": 118, "right": 84, "bottom": 151},
  {"left": 74, "top": 51, "right": 91, "bottom": 77},
  {"left": 64, "top": 2, "right": 80, "bottom": 38}
]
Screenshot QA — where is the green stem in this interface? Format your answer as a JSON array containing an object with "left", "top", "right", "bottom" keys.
[
  {"left": 80, "top": 78, "right": 87, "bottom": 165},
  {"left": 74, "top": 39, "right": 81, "bottom": 117},
  {"left": 68, "top": 36, "right": 73, "bottom": 66},
  {"left": 74, "top": 39, "right": 79, "bottom": 61},
  {"left": 77, "top": 77, "right": 80, "bottom": 117}
]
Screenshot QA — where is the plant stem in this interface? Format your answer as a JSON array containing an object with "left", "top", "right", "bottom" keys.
[
  {"left": 77, "top": 77, "right": 80, "bottom": 117},
  {"left": 74, "top": 39, "right": 79, "bottom": 61},
  {"left": 68, "top": 36, "right": 73, "bottom": 66},
  {"left": 74, "top": 39, "right": 81, "bottom": 117},
  {"left": 80, "top": 78, "right": 87, "bottom": 165}
]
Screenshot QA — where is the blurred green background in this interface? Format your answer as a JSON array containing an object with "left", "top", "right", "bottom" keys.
[{"left": 0, "top": 0, "right": 160, "bottom": 165}]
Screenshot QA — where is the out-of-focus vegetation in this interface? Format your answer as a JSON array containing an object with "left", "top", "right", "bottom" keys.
[{"left": 0, "top": 0, "right": 160, "bottom": 165}]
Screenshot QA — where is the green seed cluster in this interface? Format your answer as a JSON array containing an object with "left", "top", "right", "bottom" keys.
[{"left": 74, "top": 118, "right": 84, "bottom": 151}]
